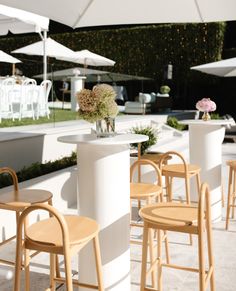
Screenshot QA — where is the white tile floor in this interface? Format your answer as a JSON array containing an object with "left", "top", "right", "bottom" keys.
[{"left": 1, "top": 142, "right": 236, "bottom": 290}]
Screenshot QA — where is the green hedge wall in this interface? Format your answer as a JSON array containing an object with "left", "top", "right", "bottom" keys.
[{"left": 0, "top": 22, "right": 225, "bottom": 84}]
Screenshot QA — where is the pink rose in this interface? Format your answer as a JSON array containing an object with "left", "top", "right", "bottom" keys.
[{"left": 196, "top": 98, "right": 216, "bottom": 112}]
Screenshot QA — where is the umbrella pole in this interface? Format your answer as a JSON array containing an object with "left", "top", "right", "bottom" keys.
[
  {"left": 39, "top": 30, "right": 48, "bottom": 81},
  {"left": 12, "top": 63, "right": 15, "bottom": 75}
]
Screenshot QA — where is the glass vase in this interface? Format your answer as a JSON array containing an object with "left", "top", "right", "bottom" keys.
[
  {"left": 96, "top": 117, "right": 115, "bottom": 138},
  {"left": 202, "top": 111, "right": 211, "bottom": 121}
]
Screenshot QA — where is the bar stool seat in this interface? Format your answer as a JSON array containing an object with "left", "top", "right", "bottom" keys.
[
  {"left": 0, "top": 167, "right": 53, "bottom": 266},
  {"left": 139, "top": 183, "right": 215, "bottom": 291},
  {"left": 225, "top": 160, "right": 236, "bottom": 230},
  {"left": 130, "top": 182, "right": 162, "bottom": 200},
  {"left": 0, "top": 188, "right": 52, "bottom": 210},
  {"left": 14, "top": 203, "right": 104, "bottom": 291},
  {"left": 160, "top": 151, "right": 201, "bottom": 204}
]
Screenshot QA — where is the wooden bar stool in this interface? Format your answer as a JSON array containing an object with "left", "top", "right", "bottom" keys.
[
  {"left": 225, "top": 160, "right": 236, "bottom": 230},
  {"left": 159, "top": 151, "right": 201, "bottom": 204},
  {"left": 0, "top": 167, "right": 53, "bottom": 266},
  {"left": 14, "top": 203, "right": 104, "bottom": 291},
  {"left": 139, "top": 183, "right": 215, "bottom": 291},
  {"left": 130, "top": 159, "right": 169, "bottom": 289}
]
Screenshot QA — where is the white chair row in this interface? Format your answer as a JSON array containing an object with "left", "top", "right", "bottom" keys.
[{"left": 0, "top": 78, "right": 52, "bottom": 122}]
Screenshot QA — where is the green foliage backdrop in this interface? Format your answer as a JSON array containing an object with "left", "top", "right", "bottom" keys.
[{"left": 0, "top": 22, "right": 225, "bottom": 84}]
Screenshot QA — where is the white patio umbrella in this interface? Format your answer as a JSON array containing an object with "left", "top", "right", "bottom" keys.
[
  {"left": 0, "top": 50, "right": 21, "bottom": 64},
  {"left": 0, "top": 4, "right": 49, "bottom": 79},
  {"left": 12, "top": 37, "right": 76, "bottom": 80},
  {"left": 191, "top": 57, "right": 236, "bottom": 77},
  {"left": 56, "top": 49, "right": 115, "bottom": 68},
  {"left": 0, "top": 50, "right": 21, "bottom": 75},
  {"left": 12, "top": 37, "right": 75, "bottom": 59},
  {"left": 0, "top": 4, "right": 48, "bottom": 35},
  {"left": 1, "top": 0, "right": 236, "bottom": 28}
]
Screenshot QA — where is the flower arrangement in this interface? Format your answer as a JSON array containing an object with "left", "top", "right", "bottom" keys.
[
  {"left": 77, "top": 84, "right": 118, "bottom": 123},
  {"left": 195, "top": 98, "right": 216, "bottom": 113}
]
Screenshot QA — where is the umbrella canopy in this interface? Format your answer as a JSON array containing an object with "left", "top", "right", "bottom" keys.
[
  {"left": 191, "top": 58, "right": 236, "bottom": 77},
  {"left": 12, "top": 37, "right": 76, "bottom": 80},
  {"left": 0, "top": 50, "right": 21, "bottom": 64},
  {"left": 56, "top": 49, "right": 115, "bottom": 67},
  {"left": 34, "top": 67, "right": 152, "bottom": 82},
  {"left": 1, "top": 0, "right": 236, "bottom": 28},
  {"left": 0, "top": 50, "right": 21, "bottom": 75},
  {"left": 12, "top": 37, "right": 75, "bottom": 59},
  {"left": 0, "top": 4, "right": 49, "bottom": 35}
]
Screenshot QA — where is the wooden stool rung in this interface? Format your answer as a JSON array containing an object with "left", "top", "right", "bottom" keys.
[
  {"left": 54, "top": 277, "right": 100, "bottom": 289},
  {"left": 162, "top": 262, "right": 203, "bottom": 273},
  {"left": 0, "top": 235, "right": 16, "bottom": 246}
]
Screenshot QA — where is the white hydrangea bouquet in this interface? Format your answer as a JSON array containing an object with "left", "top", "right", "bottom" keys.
[{"left": 77, "top": 84, "right": 118, "bottom": 123}]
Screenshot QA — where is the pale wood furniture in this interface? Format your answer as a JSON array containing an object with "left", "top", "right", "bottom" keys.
[
  {"left": 130, "top": 159, "right": 169, "bottom": 288},
  {"left": 130, "top": 159, "right": 164, "bottom": 221},
  {"left": 160, "top": 151, "right": 201, "bottom": 245},
  {"left": 225, "top": 160, "right": 236, "bottom": 230},
  {"left": 14, "top": 203, "right": 104, "bottom": 291},
  {"left": 139, "top": 183, "right": 215, "bottom": 291},
  {"left": 159, "top": 151, "right": 201, "bottom": 204},
  {"left": 0, "top": 167, "right": 53, "bottom": 290},
  {"left": 0, "top": 167, "right": 53, "bottom": 265}
]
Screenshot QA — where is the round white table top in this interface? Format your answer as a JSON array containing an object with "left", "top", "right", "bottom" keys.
[
  {"left": 58, "top": 133, "right": 148, "bottom": 146},
  {"left": 180, "top": 119, "right": 233, "bottom": 126}
]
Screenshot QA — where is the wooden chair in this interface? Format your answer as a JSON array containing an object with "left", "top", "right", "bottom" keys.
[
  {"left": 0, "top": 167, "right": 53, "bottom": 270},
  {"left": 130, "top": 159, "right": 169, "bottom": 288},
  {"left": 225, "top": 160, "right": 236, "bottom": 230},
  {"left": 139, "top": 182, "right": 215, "bottom": 291},
  {"left": 130, "top": 159, "right": 164, "bottom": 222},
  {"left": 159, "top": 151, "right": 201, "bottom": 204},
  {"left": 14, "top": 203, "right": 104, "bottom": 291}
]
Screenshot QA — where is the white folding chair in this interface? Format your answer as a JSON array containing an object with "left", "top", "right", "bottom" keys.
[
  {"left": 0, "top": 78, "right": 16, "bottom": 121},
  {"left": 35, "top": 80, "right": 52, "bottom": 119},
  {"left": 20, "top": 78, "right": 37, "bottom": 120},
  {"left": 0, "top": 87, "right": 13, "bottom": 122}
]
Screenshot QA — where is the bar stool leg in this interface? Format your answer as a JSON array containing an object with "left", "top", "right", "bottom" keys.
[
  {"left": 206, "top": 215, "right": 215, "bottom": 291},
  {"left": 64, "top": 251, "right": 73, "bottom": 291},
  {"left": 148, "top": 228, "right": 157, "bottom": 288},
  {"left": 49, "top": 254, "right": 56, "bottom": 291},
  {"left": 14, "top": 218, "right": 24, "bottom": 291},
  {"left": 185, "top": 176, "right": 193, "bottom": 245},
  {"left": 140, "top": 224, "right": 149, "bottom": 291},
  {"left": 23, "top": 216, "right": 30, "bottom": 291},
  {"left": 93, "top": 235, "right": 104, "bottom": 291},
  {"left": 164, "top": 176, "right": 171, "bottom": 202},
  {"left": 232, "top": 170, "right": 236, "bottom": 218},
  {"left": 157, "top": 229, "right": 163, "bottom": 291},
  {"left": 196, "top": 173, "right": 201, "bottom": 197},
  {"left": 226, "top": 167, "right": 233, "bottom": 230},
  {"left": 198, "top": 230, "right": 206, "bottom": 291},
  {"left": 164, "top": 230, "right": 170, "bottom": 264}
]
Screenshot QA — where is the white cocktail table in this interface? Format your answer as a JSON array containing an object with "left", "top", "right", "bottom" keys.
[
  {"left": 180, "top": 119, "right": 233, "bottom": 221},
  {"left": 58, "top": 133, "right": 148, "bottom": 291}
]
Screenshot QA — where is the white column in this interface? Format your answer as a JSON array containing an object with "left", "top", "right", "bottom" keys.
[
  {"left": 189, "top": 124, "right": 225, "bottom": 221},
  {"left": 77, "top": 143, "right": 131, "bottom": 291},
  {"left": 70, "top": 76, "right": 86, "bottom": 111}
]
